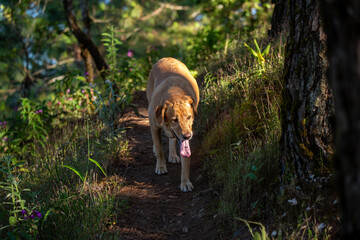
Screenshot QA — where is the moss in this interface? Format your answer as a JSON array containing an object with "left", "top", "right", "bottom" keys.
[{"left": 299, "top": 143, "right": 314, "bottom": 159}]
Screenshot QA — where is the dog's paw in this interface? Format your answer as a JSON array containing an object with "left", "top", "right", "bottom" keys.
[
  {"left": 180, "top": 181, "right": 194, "bottom": 192},
  {"left": 168, "top": 155, "right": 180, "bottom": 163},
  {"left": 155, "top": 165, "right": 168, "bottom": 174}
]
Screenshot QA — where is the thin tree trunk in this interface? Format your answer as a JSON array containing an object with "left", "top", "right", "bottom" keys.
[
  {"left": 63, "top": 0, "right": 107, "bottom": 80},
  {"left": 320, "top": 0, "right": 360, "bottom": 237},
  {"left": 281, "top": 0, "right": 334, "bottom": 179},
  {"left": 80, "top": 0, "right": 94, "bottom": 83}
]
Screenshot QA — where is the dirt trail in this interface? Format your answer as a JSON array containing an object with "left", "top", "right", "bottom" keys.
[{"left": 115, "top": 91, "right": 217, "bottom": 240}]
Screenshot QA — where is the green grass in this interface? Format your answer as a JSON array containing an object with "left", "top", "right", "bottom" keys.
[
  {"left": 0, "top": 114, "right": 130, "bottom": 239},
  {"left": 197, "top": 37, "right": 283, "bottom": 231}
]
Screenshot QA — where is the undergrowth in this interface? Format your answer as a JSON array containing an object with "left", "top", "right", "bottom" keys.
[
  {"left": 198, "top": 37, "right": 283, "bottom": 231},
  {"left": 0, "top": 115, "right": 130, "bottom": 239},
  {"left": 0, "top": 27, "right": 136, "bottom": 239},
  {"left": 197, "top": 36, "right": 339, "bottom": 239}
]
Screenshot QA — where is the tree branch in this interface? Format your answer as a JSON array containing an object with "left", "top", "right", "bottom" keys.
[
  {"left": 140, "top": 3, "right": 190, "bottom": 21},
  {"left": 63, "top": 0, "right": 108, "bottom": 80},
  {"left": 32, "top": 58, "right": 75, "bottom": 77}
]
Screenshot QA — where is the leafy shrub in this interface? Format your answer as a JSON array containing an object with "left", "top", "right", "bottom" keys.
[
  {"left": 0, "top": 155, "right": 45, "bottom": 239},
  {"left": 198, "top": 38, "right": 284, "bottom": 229},
  {"left": 184, "top": 26, "right": 225, "bottom": 69}
]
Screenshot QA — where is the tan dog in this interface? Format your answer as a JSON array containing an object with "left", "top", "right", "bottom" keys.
[{"left": 147, "top": 57, "right": 199, "bottom": 192}]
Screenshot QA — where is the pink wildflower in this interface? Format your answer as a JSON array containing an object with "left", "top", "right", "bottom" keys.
[{"left": 127, "top": 50, "right": 134, "bottom": 57}]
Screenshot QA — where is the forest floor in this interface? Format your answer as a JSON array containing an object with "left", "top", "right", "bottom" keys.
[{"left": 112, "top": 91, "right": 220, "bottom": 240}]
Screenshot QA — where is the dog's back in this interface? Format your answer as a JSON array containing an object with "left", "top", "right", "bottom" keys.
[{"left": 147, "top": 57, "right": 199, "bottom": 108}]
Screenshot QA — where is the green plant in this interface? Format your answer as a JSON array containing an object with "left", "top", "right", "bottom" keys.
[
  {"left": 237, "top": 218, "right": 270, "bottom": 240},
  {"left": 101, "top": 26, "right": 146, "bottom": 98},
  {"left": 18, "top": 98, "right": 48, "bottom": 149},
  {"left": 184, "top": 26, "right": 225, "bottom": 69},
  {"left": 40, "top": 188, "right": 122, "bottom": 240},
  {"left": 62, "top": 118, "right": 107, "bottom": 191},
  {"left": 244, "top": 39, "right": 271, "bottom": 67},
  {"left": 2, "top": 98, "right": 49, "bottom": 158},
  {"left": 51, "top": 73, "right": 91, "bottom": 119},
  {"left": 0, "top": 156, "right": 27, "bottom": 228},
  {"left": 90, "top": 81, "right": 127, "bottom": 130},
  {"left": 101, "top": 26, "right": 122, "bottom": 82},
  {"left": 0, "top": 155, "right": 43, "bottom": 239}
]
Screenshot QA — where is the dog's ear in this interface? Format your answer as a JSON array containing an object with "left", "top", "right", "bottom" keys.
[
  {"left": 155, "top": 104, "right": 165, "bottom": 126},
  {"left": 184, "top": 96, "right": 197, "bottom": 117},
  {"left": 155, "top": 101, "right": 170, "bottom": 126},
  {"left": 192, "top": 105, "right": 198, "bottom": 117}
]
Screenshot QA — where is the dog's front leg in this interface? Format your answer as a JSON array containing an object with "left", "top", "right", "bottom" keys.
[
  {"left": 151, "top": 126, "right": 168, "bottom": 174},
  {"left": 168, "top": 138, "right": 180, "bottom": 163},
  {"left": 180, "top": 156, "right": 193, "bottom": 192}
]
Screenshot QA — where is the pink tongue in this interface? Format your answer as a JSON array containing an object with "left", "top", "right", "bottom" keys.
[{"left": 180, "top": 139, "right": 191, "bottom": 158}]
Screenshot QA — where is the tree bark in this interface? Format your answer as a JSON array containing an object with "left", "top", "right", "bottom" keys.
[
  {"left": 281, "top": 0, "right": 334, "bottom": 179},
  {"left": 320, "top": 0, "right": 360, "bottom": 238},
  {"left": 63, "top": 0, "right": 107, "bottom": 80},
  {"left": 268, "top": 0, "right": 288, "bottom": 39}
]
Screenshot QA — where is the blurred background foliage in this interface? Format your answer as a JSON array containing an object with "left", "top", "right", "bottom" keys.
[
  {"left": 0, "top": 0, "right": 272, "bottom": 116},
  {"left": 0, "top": 0, "right": 276, "bottom": 238}
]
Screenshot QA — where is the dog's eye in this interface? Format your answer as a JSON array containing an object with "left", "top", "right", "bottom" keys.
[{"left": 172, "top": 118, "right": 178, "bottom": 123}]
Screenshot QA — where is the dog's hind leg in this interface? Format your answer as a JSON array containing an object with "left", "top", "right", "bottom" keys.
[
  {"left": 168, "top": 138, "right": 180, "bottom": 163},
  {"left": 151, "top": 126, "right": 168, "bottom": 174}
]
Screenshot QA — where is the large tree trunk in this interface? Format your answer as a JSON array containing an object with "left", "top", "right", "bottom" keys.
[
  {"left": 63, "top": 0, "right": 108, "bottom": 80},
  {"left": 320, "top": 0, "right": 360, "bottom": 237},
  {"left": 281, "top": 0, "right": 334, "bottom": 179}
]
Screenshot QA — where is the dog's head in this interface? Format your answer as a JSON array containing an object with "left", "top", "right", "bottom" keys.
[{"left": 155, "top": 96, "right": 197, "bottom": 140}]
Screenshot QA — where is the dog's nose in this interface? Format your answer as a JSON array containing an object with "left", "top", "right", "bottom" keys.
[{"left": 183, "top": 132, "right": 192, "bottom": 140}]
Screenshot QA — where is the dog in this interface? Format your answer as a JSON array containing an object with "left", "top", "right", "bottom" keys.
[{"left": 147, "top": 57, "right": 199, "bottom": 192}]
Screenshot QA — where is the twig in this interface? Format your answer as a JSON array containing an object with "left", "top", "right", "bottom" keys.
[
  {"left": 140, "top": 3, "right": 190, "bottom": 21},
  {"left": 32, "top": 58, "right": 75, "bottom": 77}
]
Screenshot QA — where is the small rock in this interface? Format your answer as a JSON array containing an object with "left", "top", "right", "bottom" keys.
[
  {"left": 182, "top": 226, "right": 188, "bottom": 233},
  {"left": 317, "top": 223, "right": 326, "bottom": 231},
  {"left": 271, "top": 231, "right": 277, "bottom": 237},
  {"left": 288, "top": 198, "right": 298, "bottom": 205}
]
